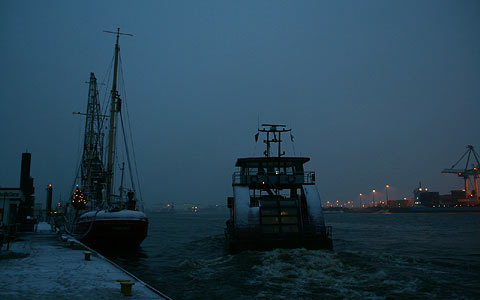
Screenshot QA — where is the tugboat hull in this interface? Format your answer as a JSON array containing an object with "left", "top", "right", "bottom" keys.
[
  {"left": 226, "top": 185, "right": 333, "bottom": 252},
  {"left": 225, "top": 224, "right": 333, "bottom": 252}
]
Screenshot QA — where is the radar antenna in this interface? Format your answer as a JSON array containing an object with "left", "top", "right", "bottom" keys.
[{"left": 258, "top": 124, "right": 291, "bottom": 158}]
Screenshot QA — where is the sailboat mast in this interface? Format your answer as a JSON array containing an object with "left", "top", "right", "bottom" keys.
[
  {"left": 105, "top": 29, "right": 121, "bottom": 205},
  {"left": 103, "top": 28, "right": 133, "bottom": 205}
]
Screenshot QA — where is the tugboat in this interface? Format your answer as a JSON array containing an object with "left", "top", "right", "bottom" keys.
[
  {"left": 65, "top": 29, "right": 148, "bottom": 248},
  {"left": 225, "top": 124, "right": 333, "bottom": 252}
]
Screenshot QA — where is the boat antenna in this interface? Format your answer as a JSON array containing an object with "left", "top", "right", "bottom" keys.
[
  {"left": 103, "top": 28, "right": 133, "bottom": 205},
  {"left": 103, "top": 28, "right": 134, "bottom": 38}
]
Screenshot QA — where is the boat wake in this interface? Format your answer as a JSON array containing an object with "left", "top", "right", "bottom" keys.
[
  {"left": 172, "top": 240, "right": 473, "bottom": 300},
  {"left": 248, "top": 249, "right": 392, "bottom": 300},
  {"left": 246, "top": 248, "right": 472, "bottom": 300}
]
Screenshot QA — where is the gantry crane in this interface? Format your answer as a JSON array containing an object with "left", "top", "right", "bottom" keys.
[{"left": 442, "top": 145, "right": 480, "bottom": 203}]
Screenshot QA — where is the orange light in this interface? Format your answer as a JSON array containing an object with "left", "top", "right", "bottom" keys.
[
  {"left": 372, "top": 190, "right": 376, "bottom": 193},
  {"left": 386, "top": 185, "right": 390, "bottom": 188}
]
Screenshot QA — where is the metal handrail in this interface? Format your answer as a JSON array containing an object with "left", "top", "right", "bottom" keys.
[{"left": 232, "top": 171, "right": 315, "bottom": 185}]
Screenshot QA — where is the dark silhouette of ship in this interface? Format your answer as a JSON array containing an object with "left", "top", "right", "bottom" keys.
[
  {"left": 65, "top": 29, "right": 148, "bottom": 248},
  {"left": 225, "top": 124, "right": 333, "bottom": 252}
]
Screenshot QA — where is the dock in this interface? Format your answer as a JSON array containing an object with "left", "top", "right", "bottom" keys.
[{"left": 0, "top": 223, "right": 171, "bottom": 300}]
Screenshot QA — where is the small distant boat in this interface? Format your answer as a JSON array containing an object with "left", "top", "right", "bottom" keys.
[
  {"left": 65, "top": 29, "right": 148, "bottom": 248},
  {"left": 225, "top": 124, "right": 333, "bottom": 252},
  {"left": 191, "top": 206, "right": 199, "bottom": 213},
  {"left": 160, "top": 203, "right": 175, "bottom": 213}
]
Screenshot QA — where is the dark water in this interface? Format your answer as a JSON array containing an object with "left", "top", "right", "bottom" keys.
[{"left": 105, "top": 211, "right": 480, "bottom": 300}]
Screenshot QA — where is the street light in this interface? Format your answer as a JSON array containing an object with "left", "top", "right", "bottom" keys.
[
  {"left": 359, "top": 193, "right": 364, "bottom": 208},
  {"left": 372, "top": 189, "right": 376, "bottom": 207},
  {"left": 385, "top": 184, "right": 390, "bottom": 206}
]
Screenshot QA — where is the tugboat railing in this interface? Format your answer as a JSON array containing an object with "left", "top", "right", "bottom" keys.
[{"left": 232, "top": 171, "right": 315, "bottom": 185}]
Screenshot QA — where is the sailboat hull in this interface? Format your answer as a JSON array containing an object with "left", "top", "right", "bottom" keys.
[{"left": 75, "top": 210, "right": 148, "bottom": 248}]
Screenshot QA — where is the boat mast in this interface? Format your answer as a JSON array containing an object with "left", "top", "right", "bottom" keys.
[
  {"left": 73, "top": 73, "right": 104, "bottom": 205},
  {"left": 103, "top": 28, "right": 133, "bottom": 205},
  {"left": 258, "top": 124, "right": 290, "bottom": 158},
  {"left": 86, "top": 73, "right": 98, "bottom": 190}
]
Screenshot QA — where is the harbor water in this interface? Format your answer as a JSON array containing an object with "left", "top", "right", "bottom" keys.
[{"left": 104, "top": 211, "right": 480, "bottom": 300}]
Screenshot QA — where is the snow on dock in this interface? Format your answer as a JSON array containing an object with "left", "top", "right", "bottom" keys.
[{"left": 0, "top": 225, "right": 171, "bottom": 300}]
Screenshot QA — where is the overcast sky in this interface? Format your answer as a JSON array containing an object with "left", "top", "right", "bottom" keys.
[{"left": 1, "top": 0, "right": 479, "bottom": 208}]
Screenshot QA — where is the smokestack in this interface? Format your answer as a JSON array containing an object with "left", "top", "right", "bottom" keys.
[
  {"left": 20, "top": 153, "right": 31, "bottom": 190},
  {"left": 17, "top": 152, "right": 35, "bottom": 231},
  {"left": 19, "top": 153, "right": 34, "bottom": 198}
]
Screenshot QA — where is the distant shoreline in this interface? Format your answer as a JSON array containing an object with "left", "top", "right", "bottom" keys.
[{"left": 323, "top": 206, "right": 480, "bottom": 213}]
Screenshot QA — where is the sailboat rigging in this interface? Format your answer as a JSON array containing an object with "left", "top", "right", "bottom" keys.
[{"left": 65, "top": 28, "right": 148, "bottom": 248}]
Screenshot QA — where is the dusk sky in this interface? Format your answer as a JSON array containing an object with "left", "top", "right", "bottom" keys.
[{"left": 1, "top": 1, "right": 479, "bottom": 208}]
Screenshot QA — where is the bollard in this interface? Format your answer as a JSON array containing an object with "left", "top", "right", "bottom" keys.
[
  {"left": 116, "top": 280, "right": 130, "bottom": 292},
  {"left": 119, "top": 281, "right": 135, "bottom": 296},
  {"left": 83, "top": 251, "right": 91, "bottom": 261}
]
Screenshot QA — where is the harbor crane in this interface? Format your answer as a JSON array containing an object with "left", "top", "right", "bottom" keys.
[{"left": 441, "top": 145, "right": 480, "bottom": 204}]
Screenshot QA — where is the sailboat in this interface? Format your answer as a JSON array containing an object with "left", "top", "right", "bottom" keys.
[{"left": 66, "top": 28, "right": 148, "bottom": 248}]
